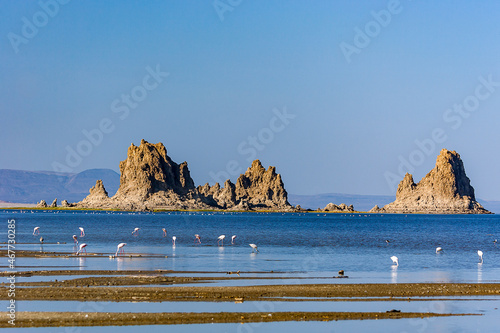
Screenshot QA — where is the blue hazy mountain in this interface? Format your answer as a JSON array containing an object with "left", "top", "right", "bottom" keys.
[{"left": 0, "top": 169, "right": 120, "bottom": 204}]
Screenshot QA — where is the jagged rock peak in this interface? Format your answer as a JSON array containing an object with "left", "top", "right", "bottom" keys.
[
  {"left": 115, "top": 140, "right": 196, "bottom": 199},
  {"left": 50, "top": 198, "right": 57, "bottom": 208},
  {"left": 37, "top": 200, "right": 47, "bottom": 208},
  {"left": 89, "top": 180, "right": 109, "bottom": 198},
  {"left": 382, "top": 149, "right": 490, "bottom": 214}
]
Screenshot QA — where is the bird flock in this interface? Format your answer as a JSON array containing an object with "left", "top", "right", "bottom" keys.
[
  {"left": 32, "top": 226, "right": 257, "bottom": 256},
  {"left": 32, "top": 226, "right": 489, "bottom": 265}
]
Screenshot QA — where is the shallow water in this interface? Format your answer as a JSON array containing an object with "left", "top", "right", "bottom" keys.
[
  {"left": 2, "top": 210, "right": 500, "bottom": 331},
  {"left": 2, "top": 211, "right": 499, "bottom": 283}
]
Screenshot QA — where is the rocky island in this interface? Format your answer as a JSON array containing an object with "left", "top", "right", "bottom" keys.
[
  {"left": 373, "top": 149, "right": 490, "bottom": 214},
  {"left": 76, "top": 140, "right": 293, "bottom": 211}
]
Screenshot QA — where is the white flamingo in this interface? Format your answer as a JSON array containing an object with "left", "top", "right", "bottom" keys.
[
  {"left": 194, "top": 234, "right": 201, "bottom": 244},
  {"left": 116, "top": 243, "right": 126, "bottom": 256},
  {"left": 391, "top": 256, "right": 399, "bottom": 266},
  {"left": 172, "top": 236, "right": 177, "bottom": 246},
  {"left": 478, "top": 250, "right": 484, "bottom": 263},
  {"left": 33, "top": 227, "right": 40, "bottom": 235},
  {"left": 72, "top": 235, "right": 78, "bottom": 244},
  {"left": 132, "top": 227, "right": 140, "bottom": 235},
  {"left": 436, "top": 247, "right": 443, "bottom": 253},
  {"left": 76, "top": 243, "right": 87, "bottom": 255},
  {"left": 249, "top": 244, "right": 259, "bottom": 253},
  {"left": 79, "top": 227, "right": 85, "bottom": 237},
  {"left": 231, "top": 235, "right": 237, "bottom": 244},
  {"left": 217, "top": 235, "right": 225, "bottom": 246}
]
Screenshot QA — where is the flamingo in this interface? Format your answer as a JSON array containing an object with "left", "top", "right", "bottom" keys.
[
  {"left": 33, "top": 227, "right": 40, "bottom": 235},
  {"left": 194, "top": 234, "right": 201, "bottom": 244},
  {"left": 217, "top": 235, "right": 225, "bottom": 246},
  {"left": 162, "top": 228, "right": 167, "bottom": 237},
  {"left": 391, "top": 256, "right": 399, "bottom": 266},
  {"left": 132, "top": 227, "right": 140, "bottom": 235},
  {"left": 172, "top": 236, "right": 177, "bottom": 246},
  {"left": 231, "top": 235, "right": 237, "bottom": 244},
  {"left": 73, "top": 235, "right": 78, "bottom": 244},
  {"left": 79, "top": 227, "right": 85, "bottom": 237},
  {"left": 115, "top": 243, "right": 126, "bottom": 256},
  {"left": 249, "top": 243, "right": 259, "bottom": 253},
  {"left": 436, "top": 247, "right": 443, "bottom": 253},
  {"left": 478, "top": 250, "right": 484, "bottom": 263},
  {"left": 76, "top": 243, "right": 87, "bottom": 255}
]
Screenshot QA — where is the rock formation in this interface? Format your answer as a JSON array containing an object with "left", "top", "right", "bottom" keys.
[
  {"left": 50, "top": 198, "right": 57, "bottom": 208},
  {"left": 323, "top": 203, "right": 354, "bottom": 212},
  {"left": 77, "top": 140, "right": 292, "bottom": 211},
  {"left": 37, "top": 200, "right": 47, "bottom": 208},
  {"left": 379, "top": 149, "right": 490, "bottom": 214},
  {"left": 197, "top": 160, "right": 292, "bottom": 210},
  {"left": 61, "top": 200, "right": 72, "bottom": 207}
]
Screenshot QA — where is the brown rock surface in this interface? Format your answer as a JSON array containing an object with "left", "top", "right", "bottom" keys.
[
  {"left": 323, "top": 203, "right": 354, "bottom": 212},
  {"left": 36, "top": 200, "right": 47, "bottom": 208},
  {"left": 77, "top": 140, "right": 292, "bottom": 211},
  {"left": 381, "top": 149, "right": 490, "bottom": 214}
]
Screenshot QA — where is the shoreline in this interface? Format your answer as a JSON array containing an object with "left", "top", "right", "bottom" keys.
[{"left": 0, "top": 311, "right": 475, "bottom": 328}]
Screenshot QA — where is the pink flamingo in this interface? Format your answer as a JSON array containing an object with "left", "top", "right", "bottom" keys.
[
  {"left": 162, "top": 228, "right": 167, "bottom": 237},
  {"left": 76, "top": 243, "right": 87, "bottom": 255},
  {"left": 194, "top": 234, "right": 201, "bottom": 244},
  {"left": 132, "top": 227, "right": 140, "bottom": 235},
  {"left": 217, "top": 235, "right": 225, "bottom": 246},
  {"left": 72, "top": 235, "right": 78, "bottom": 244},
  {"left": 231, "top": 235, "right": 237, "bottom": 244},
  {"left": 116, "top": 243, "right": 126, "bottom": 256},
  {"left": 33, "top": 227, "right": 40, "bottom": 235},
  {"left": 79, "top": 227, "right": 85, "bottom": 237}
]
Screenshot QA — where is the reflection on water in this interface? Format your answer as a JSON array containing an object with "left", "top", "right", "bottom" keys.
[
  {"left": 478, "top": 262, "right": 483, "bottom": 282},
  {"left": 391, "top": 265, "right": 398, "bottom": 283}
]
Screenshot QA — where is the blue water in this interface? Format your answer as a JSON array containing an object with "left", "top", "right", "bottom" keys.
[{"left": 1, "top": 211, "right": 499, "bottom": 283}]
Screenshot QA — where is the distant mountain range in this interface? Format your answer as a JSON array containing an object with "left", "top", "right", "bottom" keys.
[
  {"left": 0, "top": 169, "right": 120, "bottom": 204},
  {"left": 1, "top": 168, "right": 498, "bottom": 213}
]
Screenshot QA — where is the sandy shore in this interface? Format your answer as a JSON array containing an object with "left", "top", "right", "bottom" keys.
[
  {"left": 0, "top": 311, "right": 475, "bottom": 328},
  {"left": 5, "top": 281, "right": 500, "bottom": 302}
]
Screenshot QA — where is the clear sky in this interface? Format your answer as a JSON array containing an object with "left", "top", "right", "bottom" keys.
[{"left": 2, "top": 0, "right": 500, "bottom": 200}]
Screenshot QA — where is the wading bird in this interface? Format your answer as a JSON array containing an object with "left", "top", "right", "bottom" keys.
[
  {"left": 231, "top": 235, "right": 237, "bottom": 244},
  {"left": 162, "top": 228, "right": 167, "bottom": 237},
  {"left": 217, "top": 235, "right": 225, "bottom": 246},
  {"left": 391, "top": 256, "right": 399, "bottom": 266},
  {"left": 116, "top": 243, "right": 126, "bottom": 256},
  {"left": 39, "top": 237, "right": 44, "bottom": 243},
  {"left": 436, "top": 247, "right": 443, "bottom": 253},
  {"left": 73, "top": 235, "right": 78, "bottom": 244},
  {"left": 79, "top": 227, "right": 85, "bottom": 237},
  {"left": 33, "top": 227, "right": 40, "bottom": 235},
  {"left": 194, "top": 234, "right": 201, "bottom": 244},
  {"left": 132, "top": 227, "right": 140, "bottom": 235},
  {"left": 249, "top": 243, "right": 259, "bottom": 253},
  {"left": 172, "top": 236, "right": 177, "bottom": 246},
  {"left": 76, "top": 243, "right": 87, "bottom": 255},
  {"left": 478, "top": 250, "right": 484, "bottom": 263}
]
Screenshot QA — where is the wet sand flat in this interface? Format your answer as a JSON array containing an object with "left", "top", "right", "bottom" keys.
[
  {"left": 0, "top": 311, "right": 475, "bottom": 328},
  {"left": 5, "top": 282, "right": 500, "bottom": 302}
]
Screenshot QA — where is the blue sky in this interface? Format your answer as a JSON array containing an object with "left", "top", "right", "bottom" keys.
[{"left": 2, "top": 0, "right": 500, "bottom": 199}]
